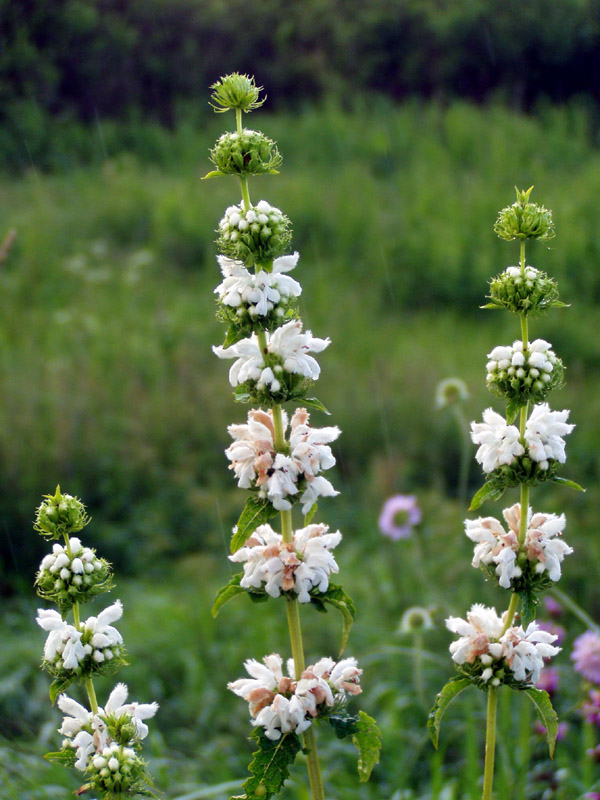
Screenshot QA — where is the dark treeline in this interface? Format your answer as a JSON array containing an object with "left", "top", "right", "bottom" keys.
[{"left": 2, "top": 0, "right": 600, "bottom": 133}]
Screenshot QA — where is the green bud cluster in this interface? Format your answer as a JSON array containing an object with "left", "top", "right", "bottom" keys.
[
  {"left": 34, "top": 486, "right": 90, "bottom": 540},
  {"left": 494, "top": 186, "right": 555, "bottom": 241},
  {"left": 487, "top": 266, "right": 562, "bottom": 316},
  {"left": 217, "top": 300, "right": 298, "bottom": 346},
  {"left": 43, "top": 637, "right": 127, "bottom": 687},
  {"left": 35, "top": 539, "right": 113, "bottom": 614},
  {"left": 208, "top": 129, "right": 282, "bottom": 177},
  {"left": 210, "top": 73, "right": 266, "bottom": 114},
  {"left": 84, "top": 743, "right": 150, "bottom": 798},
  {"left": 487, "top": 456, "right": 560, "bottom": 493},
  {"left": 217, "top": 201, "right": 292, "bottom": 267},
  {"left": 482, "top": 560, "right": 552, "bottom": 600},
  {"left": 235, "top": 364, "right": 314, "bottom": 407},
  {"left": 456, "top": 657, "right": 527, "bottom": 692}
]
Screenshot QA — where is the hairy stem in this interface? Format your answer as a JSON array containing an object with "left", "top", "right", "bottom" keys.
[{"left": 482, "top": 686, "right": 499, "bottom": 800}]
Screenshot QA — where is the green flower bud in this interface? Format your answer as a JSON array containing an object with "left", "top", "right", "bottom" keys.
[
  {"left": 34, "top": 486, "right": 91, "bottom": 540},
  {"left": 217, "top": 200, "right": 292, "bottom": 267},
  {"left": 486, "top": 265, "right": 563, "bottom": 316},
  {"left": 206, "top": 129, "right": 282, "bottom": 178},
  {"left": 494, "top": 186, "right": 555, "bottom": 241},
  {"left": 209, "top": 73, "right": 265, "bottom": 114},
  {"left": 483, "top": 455, "right": 560, "bottom": 492}
]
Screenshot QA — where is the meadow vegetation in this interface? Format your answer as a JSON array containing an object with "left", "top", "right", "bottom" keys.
[{"left": 1, "top": 99, "right": 599, "bottom": 798}]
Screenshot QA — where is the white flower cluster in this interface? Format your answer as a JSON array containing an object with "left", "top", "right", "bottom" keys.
[
  {"left": 57, "top": 683, "right": 158, "bottom": 771},
  {"left": 446, "top": 604, "right": 560, "bottom": 685},
  {"left": 37, "top": 600, "right": 124, "bottom": 671},
  {"left": 226, "top": 407, "right": 340, "bottom": 513},
  {"left": 471, "top": 404, "right": 574, "bottom": 473},
  {"left": 230, "top": 522, "right": 341, "bottom": 602},
  {"left": 215, "top": 253, "right": 302, "bottom": 317},
  {"left": 466, "top": 503, "right": 572, "bottom": 588},
  {"left": 486, "top": 339, "right": 559, "bottom": 397},
  {"left": 228, "top": 653, "right": 362, "bottom": 740},
  {"left": 214, "top": 319, "right": 330, "bottom": 392},
  {"left": 38, "top": 537, "right": 104, "bottom": 591},
  {"left": 504, "top": 265, "right": 539, "bottom": 281},
  {"left": 219, "top": 200, "right": 287, "bottom": 244}
]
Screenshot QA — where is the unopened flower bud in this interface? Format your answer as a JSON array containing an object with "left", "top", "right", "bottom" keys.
[
  {"left": 34, "top": 486, "right": 90, "bottom": 540},
  {"left": 494, "top": 187, "right": 555, "bottom": 241}
]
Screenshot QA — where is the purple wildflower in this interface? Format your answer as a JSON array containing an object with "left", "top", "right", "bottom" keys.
[
  {"left": 543, "top": 595, "right": 563, "bottom": 619},
  {"left": 534, "top": 720, "right": 567, "bottom": 741},
  {"left": 535, "top": 666, "right": 560, "bottom": 696},
  {"left": 582, "top": 688, "right": 600, "bottom": 726},
  {"left": 537, "top": 621, "right": 566, "bottom": 646},
  {"left": 378, "top": 495, "right": 421, "bottom": 540},
  {"left": 572, "top": 631, "right": 600, "bottom": 684}
]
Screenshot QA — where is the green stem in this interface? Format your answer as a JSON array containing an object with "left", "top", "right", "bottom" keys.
[
  {"left": 518, "top": 484, "right": 529, "bottom": 547},
  {"left": 519, "top": 241, "right": 526, "bottom": 274},
  {"left": 482, "top": 686, "right": 499, "bottom": 800},
  {"left": 302, "top": 727, "right": 326, "bottom": 800},
  {"left": 501, "top": 592, "right": 520, "bottom": 635},
  {"left": 235, "top": 108, "right": 251, "bottom": 212},
  {"left": 84, "top": 676, "right": 99, "bottom": 715}
]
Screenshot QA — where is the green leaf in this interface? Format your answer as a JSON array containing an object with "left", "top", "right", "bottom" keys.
[
  {"left": 329, "top": 713, "right": 360, "bottom": 739},
  {"left": 469, "top": 482, "right": 504, "bottom": 511},
  {"left": 222, "top": 325, "right": 248, "bottom": 348},
  {"left": 212, "top": 574, "right": 246, "bottom": 617},
  {"left": 302, "top": 396, "right": 330, "bottom": 415},
  {"left": 231, "top": 497, "right": 278, "bottom": 553},
  {"left": 480, "top": 302, "right": 502, "bottom": 310},
  {"left": 351, "top": 711, "right": 382, "bottom": 782},
  {"left": 303, "top": 502, "right": 318, "bottom": 525},
  {"left": 232, "top": 728, "right": 302, "bottom": 800},
  {"left": 552, "top": 476, "right": 585, "bottom": 492},
  {"left": 549, "top": 300, "right": 570, "bottom": 309},
  {"left": 505, "top": 399, "right": 522, "bottom": 425},
  {"left": 201, "top": 170, "right": 225, "bottom": 179},
  {"left": 428, "top": 677, "right": 472, "bottom": 748},
  {"left": 520, "top": 591, "right": 538, "bottom": 627},
  {"left": 522, "top": 687, "right": 559, "bottom": 757},
  {"left": 310, "top": 583, "right": 356, "bottom": 655},
  {"left": 234, "top": 387, "right": 253, "bottom": 404},
  {"left": 49, "top": 675, "right": 73, "bottom": 705},
  {"left": 44, "top": 749, "right": 77, "bottom": 767}
]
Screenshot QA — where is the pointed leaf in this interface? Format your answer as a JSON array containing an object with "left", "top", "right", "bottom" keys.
[
  {"left": 520, "top": 591, "right": 537, "bottom": 627},
  {"left": 302, "top": 397, "right": 330, "bottom": 415},
  {"left": 234, "top": 388, "right": 252, "bottom": 404},
  {"left": 201, "top": 170, "right": 226, "bottom": 179},
  {"left": 469, "top": 482, "right": 504, "bottom": 511},
  {"left": 44, "top": 749, "right": 77, "bottom": 767},
  {"left": 552, "top": 476, "right": 585, "bottom": 492},
  {"left": 505, "top": 399, "right": 522, "bottom": 425},
  {"left": 49, "top": 675, "right": 73, "bottom": 705},
  {"left": 310, "top": 583, "right": 356, "bottom": 656},
  {"left": 223, "top": 325, "right": 248, "bottom": 348},
  {"left": 303, "top": 502, "right": 318, "bottom": 525},
  {"left": 231, "top": 497, "right": 278, "bottom": 553},
  {"left": 212, "top": 574, "right": 246, "bottom": 618},
  {"left": 351, "top": 711, "right": 382, "bottom": 782},
  {"left": 549, "top": 301, "right": 570, "bottom": 309},
  {"left": 523, "top": 687, "right": 559, "bottom": 757},
  {"left": 480, "top": 303, "right": 502, "bottom": 310},
  {"left": 231, "top": 728, "right": 302, "bottom": 800},
  {"left": 329, "top": 713, "right": 360, "bottom": 740},
  {"left": 428, "top": 677, "right": 472, "bottom": 748}
]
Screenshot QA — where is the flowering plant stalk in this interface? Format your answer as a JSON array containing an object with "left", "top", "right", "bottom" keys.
[
  {"left": 429, "top": 188, "right": 583, "bottom": 799},
  {"left": 34, "top": 486, "right": 158, "bottom": 798},
  {"left": 206, "top": 73, "right": 381, "bottom": 800}
]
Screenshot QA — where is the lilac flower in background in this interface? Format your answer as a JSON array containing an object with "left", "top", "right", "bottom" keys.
[
  {"left": 378, "top": 495, "right": 421, "bottom": 540},
  {"left": 537, "top": 621, "right": 566, "bottom": 646},
  {"left": 571, "top": 631, "right": 600, "bottom": 684},
  {"left": 536, "top": 666, "right": 560, "bottom": 696},
  {"left": 534, "top": 720, "right": 568, "bottom": 741},
  {"left": 543, "top": 595, "right": 563, "bottom": 619},
  {"left": 582, "top": 688, "right": 600, "bottom": 726}
]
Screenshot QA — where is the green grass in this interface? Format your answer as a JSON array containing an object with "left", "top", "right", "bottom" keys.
[{"left": 1, "top": 99, "right": 600, "bottom": 798}]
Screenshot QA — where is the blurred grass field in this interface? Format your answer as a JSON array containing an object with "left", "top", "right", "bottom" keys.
[{"left": 1, "top": 99, "right": 600, "bottom": 798}]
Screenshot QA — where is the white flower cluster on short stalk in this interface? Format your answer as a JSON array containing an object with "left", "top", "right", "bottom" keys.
[
  {"left": 57, "top": 683, "right": 158, "bottom": 772},
  {"left": 36, "top": 537, "right": 111, "bottom": 608},
  {"left": 471, "top": 404, "right": 574, "bottom": 474},
  {"left": 486, "top": 339, "right": 561, "bottom": 401},
  {"left": 228, "top": 653, "right": 362, "bottom": 740},
  {"left": 217, "top": 200, "right": 291, "bottom": 265},
  {"left": 466, "top": 503, "right": 572, "bottom": 589},
  {"left": 37, "top": 600, "right": 124, "bottom": 672},
  {"left": 215, "top": 253, "right": 302, "bottom": 318},
  {"left": 226, "top": 407, "right": 340, "bottom": 512},
  {"left": 446, "top": 604, "right": 560, "bottom": 685},
  {"left": 213, "top": 319, "right": 330, "bottom": 391},
  {"left": 230, "top": 522, "right": 341, "bottom": 602}
]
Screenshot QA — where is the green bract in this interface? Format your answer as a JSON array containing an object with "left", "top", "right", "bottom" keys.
[
  {"left": 217, "top": 299, "right": 299, "bottom": 347},
  {"left": 210, "top": 73, "right": 265, "bottom": 114},
  {"left": 83, "top": 745, "right": 154, "bottom": 799},
  {"left": 486, "top": 266, "right": 563, "bottom": 316},
  {"left": 494, "top": 187, "right": 555, "bottom": 241},
  {"left": 34, "top": 486, "right": 91, "bottom": 540},
  {"left": 207, "top": 129, "right": 282, "bottom": 178},
  {"left": 35, "top": 552, "right": 114, "bottom": 614},
  {"left": 217, "top": 201, "right": 292, "bottom": 267}
]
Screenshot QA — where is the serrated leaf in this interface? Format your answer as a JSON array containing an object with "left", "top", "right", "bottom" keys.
[
  {"left": 329, "top": 713, "right": 360, "bottom": 740},
  {"left": 303, "top": 502, "right": 318, "bottom": 525},
  {"left": 469, "top": 482, "right": 504, "bottom": 511},
  {"left": 223, "top": 325, "right": 248, "bottom": 348},
  {"left": 310, "top": 583, "right": 356, "bottom": 656},
  {"left": 212, "top": 574, "right": 246, "bottom": 617},
  {"left": 231, "top": 497, "right": 278, "bottom": 553},
  {"left": 505, "top": 399, "right": 522, "bottom": 425},
  {"left": 523, "top": 687, "right": 559, "bottom": 757},
  {"left": 44, "top": 749, "right": 77, "bottom": 766},
  {"left": 428, "top": 677, "right": 471, "bottom": 748},
  {"left": 520, "top": 591, "right": 537, "bottom": 627},
  {"left": 49, "top": 675, "right": 73, "bottom": 705},
  {"left": 302, "top": 397, "right": 330, "bottom": 415},
  {"left": 351, "top": 711, "right": 382, "bottom": 782},
  {"left": 552, "top": 476, "right": 585, "bottom": 492},
  {"left": 232, "top": 728, "right": 302, "bottom": 800}
]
